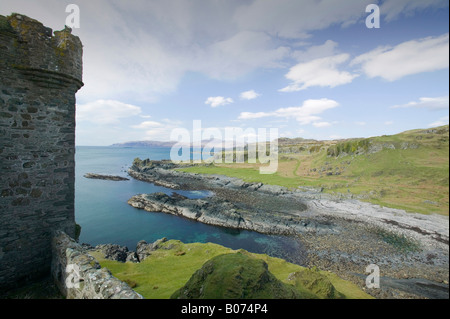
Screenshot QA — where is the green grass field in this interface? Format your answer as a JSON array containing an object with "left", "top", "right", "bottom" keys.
[
  {"left": 178, "top": 126, "right": 449, "bottom": 215},
  {"left": 91, "top": 240, "right": 373, "bottom": 299}
]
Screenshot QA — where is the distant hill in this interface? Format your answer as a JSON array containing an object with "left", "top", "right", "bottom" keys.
[
  {"left": 276, "top": 125, "right": 449, "bottom": 156},
  {"left": 111, "top": 140, "right": 177, "bottom": 148},
  {"left": 111, "top": 138, "right": 226, "bottom": 148},
  {"left": 113, "top": 126, "right": 449, "bottom": 153}
]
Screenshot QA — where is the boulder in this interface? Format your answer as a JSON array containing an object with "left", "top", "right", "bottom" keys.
[
  {"left": 96, "top": 244, "right": 129, "bottom": 262},
  {"left": 126, "top": 251, "right": 139, "bottom": 263},
  {"left": 136, "top": 240, "right": 153, "bottom": 262},
  {"left": 136, "top": 238, "right": 168, "bottom": 261}
]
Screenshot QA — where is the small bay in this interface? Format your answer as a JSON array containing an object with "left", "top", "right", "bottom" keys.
[{"left": 75, "top": 146, "right": 306, "bottom": 265}]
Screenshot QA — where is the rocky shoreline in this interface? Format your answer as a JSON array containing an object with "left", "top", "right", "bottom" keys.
[
  {"left": 127, "top": 192, "right": 336, "bottom": 236},
  {"left": 84, "top": 173, "right": 129, "bottom": 181},
  {"left": 126, "top": 158, "right": 449, "bottom": 299}
]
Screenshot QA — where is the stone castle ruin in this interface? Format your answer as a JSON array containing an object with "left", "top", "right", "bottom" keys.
[
  {"left": 1, "top": 13, "right": 142, "bottom": 298},
  {"left": 0, "top": 13, "right": 82, "bottom": 290}
]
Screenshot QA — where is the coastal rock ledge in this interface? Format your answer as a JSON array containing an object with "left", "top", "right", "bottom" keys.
[
  {"left": 127, "top": 192, "right": 335, "bottom": 236},
  {"left": 84, "top": 173, "right": 129, "bottom": 181}
]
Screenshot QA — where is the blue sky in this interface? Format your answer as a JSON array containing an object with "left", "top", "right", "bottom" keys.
[{"left": 1, "top": 0, "right": 449, "bottom": 146}]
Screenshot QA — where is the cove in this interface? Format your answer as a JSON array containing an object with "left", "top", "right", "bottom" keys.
[{"left": 75, "top": 146, "right": 307, "bottom": 265}]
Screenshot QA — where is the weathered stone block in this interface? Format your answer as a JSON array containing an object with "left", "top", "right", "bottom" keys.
[{"left": 51, "top": 231, "right": 143, "bottom": 299}]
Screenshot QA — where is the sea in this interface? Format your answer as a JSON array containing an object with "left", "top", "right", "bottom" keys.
[{"left": 75, "top": 146, "right": 306, "bottom": 265}]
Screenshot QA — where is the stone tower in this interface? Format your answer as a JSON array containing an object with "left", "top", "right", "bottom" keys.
[{"left": 0, "top": 14, "right": 83, "bottom": 289}]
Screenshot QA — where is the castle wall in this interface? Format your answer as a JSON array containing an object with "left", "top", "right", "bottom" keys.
[
  {"left": 0, "top": 14, "right": 83, "bottom": 289},
  {"left": 51, "top": 231, "right": 143, "bottom": 299}
]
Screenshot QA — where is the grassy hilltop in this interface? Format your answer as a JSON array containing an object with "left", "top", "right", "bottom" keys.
[
  {"left": 91, "top": 240, "right": 372, "bottom": 299},
  {"left": 180, "top": 125, "right": 449, "bottom": 216}
]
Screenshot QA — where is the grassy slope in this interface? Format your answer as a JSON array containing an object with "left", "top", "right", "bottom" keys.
[
  {"left": 171, "top": 252, "right": 310, "bottom": 299},
  {"left": 178, "top": 126, "right": 449, "bottom": 215},
  {"left": 91, "top": 240, "right": 372, "bottom": 299}
]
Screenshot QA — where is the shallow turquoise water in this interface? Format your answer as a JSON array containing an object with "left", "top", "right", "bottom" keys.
[{"left": 75, "top": 146, "right": 306, "bottom": 264}]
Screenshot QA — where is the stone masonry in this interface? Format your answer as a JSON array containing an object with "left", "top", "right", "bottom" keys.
[
  {"left": 51, "top": 231, "right": 143, "bottom": 299},
  {"left": 0, "top": 13, "right": 83, "bottom": 290}
]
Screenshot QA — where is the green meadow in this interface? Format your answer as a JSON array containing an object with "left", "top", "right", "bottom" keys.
[
  {"left": 91, "top": 240, "right": 373, "bottom": 299},
  {"left": 179, "top": 126, "right": 449, "bottom": 216}
]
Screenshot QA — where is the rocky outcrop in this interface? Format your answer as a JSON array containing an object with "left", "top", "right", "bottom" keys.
[
  {"left": 95, "top": 244, "right": 132, "bottom": 262},
  {"left": 84, "top": 173, "right": 129, "bottom": 181},
  {"left": 128, "top": 169, "right": 181, "bottom": 189},
  {"left": 129, "top": 158, "right": 317, "bottom": 200},
  {"left": 128, "top": 192, "right": 335, "bottom": 236},
  {"left": 51, "top": 231, "right": 143, "bottom": 299},
  {"left": 136, "top": 238, "right": 168, "bottom": 262},
  {"left": 87, "top": 237, "right": 169, "bottom": 263}
]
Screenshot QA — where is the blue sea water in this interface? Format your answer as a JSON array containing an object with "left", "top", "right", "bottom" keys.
[{"left": 75, "top": 146, "right": 306, "bottom": 265}]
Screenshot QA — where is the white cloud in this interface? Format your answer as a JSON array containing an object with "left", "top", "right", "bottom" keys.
[
  {"left": 280, "top": 54, "right": 359, "bottom": 92},
  {"left": 132, "top": 119, "right": 182, "bottom": 141},
  {"left": 380, "top": 0, "right": 449, "bottom": 22},
  {"left": 76, "top": 100, "right": 142, "bottom": 124},
  {"left": 384, "top": 121, "right": 394, "bottom": 125},
  {"left": 205, "top": 96, "right": 234, "bottom": 108},
  {"left": 313, "top": 122, "right": 332, "bottom": 128},
  {"left": 201, "top": 31, "right": 291, "bottom": 80},
  {"left": 238, "top": 98, "right": 339, "bottom": 125},
  {"left": 291, "top": 40, "right": 339, "bottom": 62},
  {"left": 354, "top": 121, "right": 367, "bottom": 126},
  {"left": 391, "top": 96, "right": 449, "bottom": 110},
  {"left": 75, "top": 99, "right": 152, "bottom": 145},
  {"left": 239, "top": 112, "right": 272, "bottom": 120},
  {"left": 240, "top": 90, "right": 261, "bottom": 100},
  {"left": 234, "top": 0, "right": 374, "bottom": 39},
  {"left": 143, "top": 127, "right": 177, "bottom": 141},
  {"left": 161, "top": 118, "right": 183, "bottom": 126},
  {"left": 131, "top": 121, "right": 164, "bottom": 129},
  {"left": 3, "top": 1, "right": 291, "bottom": 102},
  {"left": 75, "top": 1, "right": 191, "bottom": 102},
  {"left": 351, "top": 34, "right": 449, "bottom": 81},
  {"left": 428, "top": 116, "right": 449, "bottom": 128},
  {"left": 4, "top": 0, "right": 448, "bottom": 104}
]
